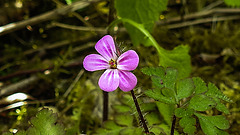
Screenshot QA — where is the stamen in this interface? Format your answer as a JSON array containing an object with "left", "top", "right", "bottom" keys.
[{"left": 109, "top": 59, "right": 117, "bottom": 69}]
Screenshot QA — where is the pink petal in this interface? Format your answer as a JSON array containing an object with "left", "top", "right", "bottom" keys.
[
  {"left": 98, "top": 69, "right": 119, "bottom": 92},
  {"left": 95, "top": 35, "right": 117, "bottom": 61},
  {"left": 83, "top": 54, "right": 109, "bottom": 71},
  {"left": 118, "top": 70, "right": 137, "bottom": 92},
  {"left": 117, "top": 50, "right": 139, "bottom": 71}
]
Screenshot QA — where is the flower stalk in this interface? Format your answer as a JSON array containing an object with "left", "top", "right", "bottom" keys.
[
  {"left": 103, "top": 91, "right": 109, "bottom": 122},
  {"left": 171, "top": 115, "right": 176, "bottom": 135},
  {"left": 131, "top": 90, "right": 149, "bottom": 134}
]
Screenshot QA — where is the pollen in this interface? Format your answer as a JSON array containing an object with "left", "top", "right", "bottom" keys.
[{"left": 109, "top": 59, "right": 117, "bottom": 69}]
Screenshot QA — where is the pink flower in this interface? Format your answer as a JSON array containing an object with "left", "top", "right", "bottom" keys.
[{"left": 83, "top": 35, "right": 139, "bottom": 92}]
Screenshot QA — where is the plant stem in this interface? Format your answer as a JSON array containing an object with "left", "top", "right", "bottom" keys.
[
  {"left": 171, "top": 115, "right": 177, "bottom": 135},
  {"left": 131, "top": 90, "right": 149, "bottom": 134},
  {"left": 103, "top": 91, "right": 109, "bottom": 122}
]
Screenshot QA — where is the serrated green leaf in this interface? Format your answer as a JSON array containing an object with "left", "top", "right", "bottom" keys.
[
  {"left": 159, "top": 45, "right": 191, "bottom": 79},
  {"left": 114, "top": 114, "right": 133, "bottom": 127},
  {"left": 144, "top": 89, "right": 176, "bottom": 104},
  {"left": 162, "top": 87, "right": 176, "bottom": 100},
  {"left": 183, "top": 125, "right": 196, "bottom": 135},
  {"left": 175, "top": 108, "right": 194, "bottom": 118},
  {"left": 27, "top": 109, "right": 65, "bottom": 135},
  {"left": 195, "top": 113, "right": 229, "bottom": 135},
  {"left": 145, "top": 112, "right": 161, "bottom": 125},
  {"left": 176, "top": 78, "right": 194, "bottom": 100},
  {"left": 179, "top": 116, "right": 196, "bottom": 128},
  {"left": 141, "top": 67, "right": 178, "bottom": 90},
  {"left": 206, "top": 83, "right": 232, "bottom": 102},
  {"left": 179, "top": 116, "right": 196, "bottom": 134},
  {"left": 206, "top": 115, "right": 230, "bottom": 130},
  {"left": 112, "top": 105, "right": 131, "bottom": 113},
  {"left": 115, "top": 0, "right": 168, "bottom": 46},
  {"left": 141, "top": 67, "right": 165, "bottom": 76},
  {"left": 189, "top": 94, "right": 216, "bottom": 111},
  {"left": 213, "top": 98, "right": 230, "bottom": 114},
  {"left": 164, "top": 68, "right": 178, "bottom": 90},
  {"left": 175, "top": 108, "right": 185, "bottom": 118},
  {"left": 193, "top": 77, "right": 207, "bottom": 94},
  {"left": 156, "top": 102, "right": 175, "bottom": 126}
]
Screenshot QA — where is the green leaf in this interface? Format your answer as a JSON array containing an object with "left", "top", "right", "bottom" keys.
[
  {"left": 224, "top": 0, "right": 240, "bottom": 7},
  {"left": 27, "top": 109, "right": 65, "bottom": 135},
  {"left": 195, "top": 113, "right": 230, "bottom": 135},
  {"left": 183, "top": 125, "right": 196, "bottom": 135},
  {"left": 113, "top": 18, "right": 191, "bottom": 79},
  {"left": 15, "top": 131, "right": 27, "bottom": 135},
  {"left": 141, "top": 67, "right": 165, "bottom": 77},
  {"left": 96, "top": 121, "right": 124, "bottom": 135},
  {"left": 193, "top": 77, "right": 207, "bottom": 94},
  {"left": 189, "top": 94, "right": 216, "bottom": 111},
  {"left": 114, "top": 114, "right": 133, "bottom": 127},
  {"left": 206, "top": 83, "right": 232, "bottom": 102},
  {"left": 156, "top": 102, "right": 175, "bottom": 126},
  {"left": 115, "top": 0, "right": 168, "bottom": 46},
  {"left": 141, "top": 103, "right": 157, "bottom": 112},
  {"left": 164, "top": 68, "right": 178, "bottom": 90},
  {"left": 142, "top": 67, "right": 178, "bottom": 90},
  {"left": 179, "top": 116, "right": 196, "bottom": 134},
  {"left": 120, "top": 127, "right": 143, "bottom": 135},
  {"left": 176, "top": 78, "right": 194, "bottom": 100},
  {"left": 144, "top": 89, "right": 176, "bottom": 104},
  {"left": 213, "top": 98, "right": 230, "bottom": 114},
  {"left": 145, "top": 112, "right": 161, "bottom": 125},
  {"left": 159, "top": 45, "right": 191, "bottom": 79},
  {"left": 112, "top": 105, "right": 131, "bottom": 113},
  {"left": 103, "top": 120, "right": 122, "bottom": 130},
  {"left": 175, "top": 108, "right": 185, "bottom": 118},
  {"left": 175, "top": 108, "right": 194, "bottom": 118},
  {"left": 162, "top": 87, "right": 176, "bottom": 101},
  {"left": 179, "top": 116, "right": 196, "bottom": 128}
]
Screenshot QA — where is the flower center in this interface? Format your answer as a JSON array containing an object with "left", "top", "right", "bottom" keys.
[{"left": 109, "top": 59, "right": 117, "bottom": 69}]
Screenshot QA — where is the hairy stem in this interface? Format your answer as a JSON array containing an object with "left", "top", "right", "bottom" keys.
[
  {"left": 131, "top": 90, "right": 149, "bottom": 134},
  {"left": 171, "top": 115, "right": 177, "bottom": 135}
]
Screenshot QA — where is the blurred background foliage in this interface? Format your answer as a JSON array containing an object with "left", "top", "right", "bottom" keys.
[{"left": 0, "top": 0, "right": 240, "bottom": 134}]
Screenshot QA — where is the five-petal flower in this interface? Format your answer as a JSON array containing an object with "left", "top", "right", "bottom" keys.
[{"left": 83, "top": 35, "right": 139, "bottom": 92}]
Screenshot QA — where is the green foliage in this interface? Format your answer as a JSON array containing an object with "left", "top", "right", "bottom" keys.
[
  {"left": 206, "top": 83, "right": 233, "bottom": 102},
  {"left": 189, "top": 94, "right": 216, "bottom": 111},
  {"left": 3, "top": 109, "right": 64, "bottom": 135},
  {"left": 115, "top": 0, "right": 168, "bottom": 46},
  {"left": 195, "top": 113, "right": 230, "bottom": 135},
  {"left": 176, "top": 78, "right": 194, "bottom": 100},
  {"left": 158, "top": 45, "right": 191, "bottom": 79},
  {"left": 193, "top": 77, "right": 207, "bottom": 94},
  {"left": 179, "top": 116, "right": 196, "bottom": 134},
  {"left": 95, "top": 94, "right": 170, "bottom": 135},
  {"left": 224, "top": 0, "right": 240, "bottom": 7},
  {"left": 27, "top": 109, "right": 65, "bottom": 135},
  {"left": 114, "top": 18, "right": 191, "bottom": 79},
  {"left": 156, "top": 102, "right": 175, "bottom": 126},
  {"left": 142, "top": 66, "right": 231, "bottom": 134},
  {"left": 2, "top": 131, "right": 26, "bottom": 135}
]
